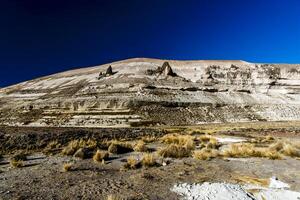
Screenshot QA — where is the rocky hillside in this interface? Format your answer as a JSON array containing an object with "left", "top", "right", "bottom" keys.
[{"left": 0, "top": 58, "right": 300, "bottom": 127}]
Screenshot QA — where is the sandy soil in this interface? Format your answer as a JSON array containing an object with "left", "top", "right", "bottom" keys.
[{"left": 1, "top": 122, "right": 300, "bottom": 200}]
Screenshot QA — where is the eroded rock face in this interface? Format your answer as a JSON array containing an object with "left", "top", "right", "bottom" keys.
[{"left": 0, "top": 58, "right": 299, "bottom": 127}]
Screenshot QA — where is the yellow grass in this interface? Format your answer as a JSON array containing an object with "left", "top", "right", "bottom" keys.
[
  {"left": 62, "top": 139, "right": 97, "bottom": 156},
  {"left": 269, "top": 141, "right": 300, "bottom": 157},
  {"left": 161, "top": 134, "right": 195, "bottom": 146},
  {"left": 10, "top": 160, "right": 24, "bottom": 168},
  {"left": 193, "top": 149, "right": 219, "bottom": 160},
  {"left": 235, "top": 176, "right": 269, "bottom": 187},
  {"left": 123, "top": 156, "right": 140, "bottom": 169},
  {"left": 108, "top": 140, "right": 133, "bottom": 154},
  {"left": 63, "top": 163, "right": 73, "bottom": 172},
  {"left": 158, "top": 144, "right": 192, "bottom": 158},
  {"left": 133, "top": 140, "right": 148, "bottom": 152},
  {"left": 93, "top": 150, "right": 109, "bottom": 163},
  {"left": 222, "top": 143, "right": 282, "bottom": 159},
  {"left": 141, "top": 153, "right": 156, "bottom": 167},
  {"left": 12, "top": 150, "right": 27, "bottom": 161},
  {"left": 141, "top": 136, "right": 157, "bottom": 143}
]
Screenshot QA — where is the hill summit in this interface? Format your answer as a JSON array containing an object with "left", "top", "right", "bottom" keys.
[{"left": 0, "top": 58, "right": 300, "bottom": 127}]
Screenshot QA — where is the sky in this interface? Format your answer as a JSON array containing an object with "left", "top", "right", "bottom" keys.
[{"left": 0, "top": 0, "right": 300, "bottom": 87}]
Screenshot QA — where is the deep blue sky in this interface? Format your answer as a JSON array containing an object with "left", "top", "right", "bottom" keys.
[{"left": 1, "top": 0, "right": 300, "bottom": 87}]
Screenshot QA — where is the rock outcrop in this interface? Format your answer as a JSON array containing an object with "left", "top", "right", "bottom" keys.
[{"left": 0, "top": 58, "right": 299, "bottom": 127}]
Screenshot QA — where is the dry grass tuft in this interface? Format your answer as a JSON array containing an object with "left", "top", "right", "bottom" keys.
[
  {"left": 43, "top": 141, "right": 61, "bottom": 154},
  {"left": 12, "top": 151, "right": 27, "bottom": 161},
  {"left": 236, "top": 176, "right": 269, "bottom": 187},
  {"left": 269, "top": 141, "right": 300, "bottom": 157},
  {"left": 133, "top": 140, "right": 148, "bottom": 152},
  {"left": 160, "top": 134, "right": 195, "bottom": 146},
  {"left": 264, "top": 135, "right": 275, "bottom": 142},
  {"left": 282, "top": 143, "right": 300, "bottom": 157},
  {"left": 123, "top": 156, "right": 140, "bottom": 169},
  {"left": 63, "top": 163, "right": 73, "bottom": 172},
  {"left": 141, "top": 136, "right": 157, "bottom": 143},
  {"left": 223, "top": 143, "right": 262, "bottom": 158},
  {"left": 158, "top": 144, "right": 192, "bottom": 158},
  {"left": 222, "top": 143, "right": 282, "bottom": 159},
  {"left": 10, "top": 160, "right": 24, "bottom": 168},
  {"left": 141, "top": 153, "right": 156, "bottom": 167},
  {"left": 62, "top": 139, "right": 97, "bottom": 156},
  {"left": 198, "top": 135, "right": 212, "bottom": 143},
  {"left": 93, "top": 150, "right": 109, "bottom": 163},
  {"left": 73, "top": 148, "right": 90, "bottom": 159},
  {"left": 263, "top": 150, "right": 282, "bottom": 160},
  {"left": 193, "top": 148, "right": 219, "bottom": 160},
  {"left": 108, "top": 141, "right": 133, "bottom": 154}
]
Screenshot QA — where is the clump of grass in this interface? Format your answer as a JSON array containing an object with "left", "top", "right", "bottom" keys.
[
  {"left": 223, "top": 143, "right": 263, "bottom": 158},
  {"left": 193, "top": 149, "right": 219, "bottom": 160},
  {"left": 93, "top": 150, "right": 109, "bottom": 163},
  {"left": 73, "top": 148, "right": 90, "bottom": 159},
  {"left": 160, "top": 134, "right": 195, "bottom": 146},
  {"left": 43, "top": 141, "right": 61, "bottom": 154},
  {"left": 141, "top": 136, "right": 157, "bottom": 143},
  {"left": 63, "top": 163, "right": 73, "bottom": 172},
  {"left": 133, "top": 140, "right": 148, "bottom": 152},
  {"left": 264, "top": 135, "right": 275, "bottom": 142},
  {"left": 196, "top": 135, "right": 221, "bottom": 150},
  {"left": 269, "top": 141, "right": 300, "bottom": 157},
  {"left": 222, "top": 143, "right": 282, "bottom": 159},
  {"left": 10, "top": 160, "right": 24, "bottom": 168},
  {"left": 264, "top": 150, "right": 282, "bottom": 160},
  {"left": 158, "top": 144, "right": 192, "bottom": 158},
  {"left": 62, "top": 139, "right": 97, "bottom": 156},
  {"left": 108, "top": 141, "right": 133, "bottom": 154},
  {"left": 282, "top": 143, "right": 300, "bottom": 157},
  {"left": 141, "top": 153, "right": 156, "bottom": 167},
  {"left": 10, "top": 150, "right": 28, "bottom": 168},
  {"left": 205, "top": 137, "right": 220, "bottom": 149},
  {"left": 12, "top": 150, "right": 27, "bottom": 161},
  {"left": 198, "top": 135, "right": 212, "bottom": 143},
  {"left": 123, "top": 156, "right": 140, "bottom": 169}
]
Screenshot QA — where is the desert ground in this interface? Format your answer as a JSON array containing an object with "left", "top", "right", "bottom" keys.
[{"left": 1, "top": 121, "right": 300, "bottom": 200}]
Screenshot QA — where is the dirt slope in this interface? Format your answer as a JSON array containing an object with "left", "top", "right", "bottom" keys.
[{"left": 0, "top": 58, "right": 300, "bottom": 127}]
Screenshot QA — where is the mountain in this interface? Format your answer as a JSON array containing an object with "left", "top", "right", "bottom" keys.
[{"left": 0, "top": 58, "right": 300, "bottom": 127}]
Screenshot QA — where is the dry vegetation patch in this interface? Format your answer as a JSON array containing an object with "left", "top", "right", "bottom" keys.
[
  {"left": 141, "top": 153, "right": 157, "bottom": 167},
  {"left": 160, "top": 134, "right": 195, "bottom": 146},
  {"left": 10, "top": 160, "right": 24, "bottom": 168},
  {"left": 222, "top": 143, "right": 282, "bottom": 159},
  {"left": 93, "top": 150, "right": 109, "bottom": 163},
  {"left": 235, "top": 176, "right": 269, "bottom": 187},
  {"left": 193, "top": 148, "right": 219, "bottom": 160},
  {"left": 141, "top": 136, "right": 157, "bottom": 143},
  {"left": 63, "top": 163, "right": 73, "bottom": 172},
  {"left": 12, "top": 150, "right": 27, "bottom": 161},
  {"left": 158, "top": 144, "right": 192, "bottom": 158},
  {"left": 133, "top": 140, "right": 148, "bottom": 152},
  {"left": 43, "top": 140, "right": 61, "bottom": 154},
  {"left": 269, "top": 141, "right": 300, "bottom": 157},
  {"left": 62, "top": 139, "right": 97, "bottom": 156},
  {"left": 108, "top": 140, "right": 133, "bottom": 154},
  {"left": 123, "top": 156, "right": 140, "bottom": 169}
]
